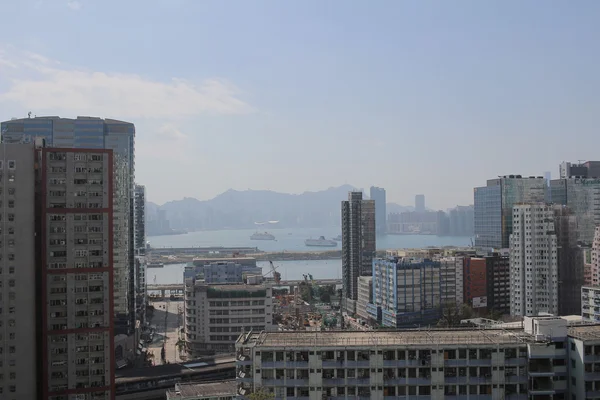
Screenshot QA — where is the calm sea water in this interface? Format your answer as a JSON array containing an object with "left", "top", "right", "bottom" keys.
[
  {"left": 148, "top": 227, "right": 471, "bottom": 253},
  {"left": 147, "top": 229, "right": 472, "bottom": 284}
]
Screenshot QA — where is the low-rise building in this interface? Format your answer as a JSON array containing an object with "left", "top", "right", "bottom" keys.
[
  {"left": 166, "top": 381, "right": 236, "bottom": 400},
  {"left": 184, "top": 282, "right": 274, "bottom": 357},
  {"left": 236, "top": 316, "right": 585, "bottom": 400}
]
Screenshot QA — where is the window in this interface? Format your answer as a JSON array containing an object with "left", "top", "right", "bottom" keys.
[
  {"left": 8, "top": 188, "right": 14, "bottom": 195},
  {"left": 8, "top": 200, "right": 14, "bottom": 208},
  {"left": 7, "top": 214, "right": 14, "bottom": 222},
  {"left": 7, "top": 161, "right": 15, "bottom": 169}
]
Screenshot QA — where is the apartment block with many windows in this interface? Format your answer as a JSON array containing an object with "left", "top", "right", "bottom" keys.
[
  {"left": 0, "top": 144, "right": 39, "bottom": 399},
  {"left": 42, "top": 148, "right": 114, "bottom": 400}
]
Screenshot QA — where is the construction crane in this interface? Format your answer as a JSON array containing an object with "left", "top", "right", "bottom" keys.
[{"left": 263, "top": 260, "right": 281, "bottom": 284}]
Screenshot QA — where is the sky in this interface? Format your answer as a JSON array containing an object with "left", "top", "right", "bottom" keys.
[{"left": 0, "top": 1, "right": 599, "bottom": 209}]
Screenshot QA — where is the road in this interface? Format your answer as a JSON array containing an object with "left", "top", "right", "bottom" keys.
[{"left": 148, "top": 300, "right": 184, "bottom": 364}]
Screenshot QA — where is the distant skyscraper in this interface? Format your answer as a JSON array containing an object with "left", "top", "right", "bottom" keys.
[
  {"left": 550, "top": 177, "right": 600, "bottom": 244},
  {"left": 448, "top": 205, "right": 474, "bottom": 236},
  {"left": 341, "top": 191, "right": 375, "bottom": 315},
  {"left": 369, "top": 186, "right": 386, "bottom": 234},
  {"left": 474, "top": 175, "right": 546, "bottom": 249},
  {"left": 415, "top": 194, "right": 425, "bottom": 212},
  {"left": 1, "top": 116, "right": 137, "bottom": 336},
  {"left": 510, "top": 203, "right": 558, "bottom": 317}
]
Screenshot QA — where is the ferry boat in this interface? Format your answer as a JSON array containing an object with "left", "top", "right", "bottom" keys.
[
  {"left": 305, "top": 236, "right": 338, "bottom": 247},
  {"left": 332, "top": 234, "right": 342, "bottom": 241},
  {"left": 250, "top": 232, "right": 276, "bottom": 240}
]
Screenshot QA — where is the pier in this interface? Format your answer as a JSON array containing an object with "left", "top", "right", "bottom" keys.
[{"left": 147, "top": 278, "right": 343, "bottom": 297}]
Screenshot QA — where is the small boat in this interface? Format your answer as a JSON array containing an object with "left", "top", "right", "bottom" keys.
[
  {"left": 250, "top": 232, "right": 276, "bottom": 240},
  {"left": 305, "top": 236, "right": 338, "bottom": 247}
]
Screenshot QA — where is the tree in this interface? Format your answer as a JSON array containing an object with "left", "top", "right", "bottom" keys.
[
  {"left": 320, "top": 292, "right": 331, "bottom": 303},
  {"left": 438, "top": 303, "right": 473, "bottom": 327},
  {"left": 248, "top": 389, "right": 275, "bottom": 400}
]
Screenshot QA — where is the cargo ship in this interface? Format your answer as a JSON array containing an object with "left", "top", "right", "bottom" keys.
[
  {"left": 250, "top": 232, "right": 276, "bottom": 240},
  {"left": 305, "top": 236, "right": 338, "bottom": 247}
]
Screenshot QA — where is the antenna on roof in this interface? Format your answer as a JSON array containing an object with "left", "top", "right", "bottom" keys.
[{"left": 28, "top": 111, "right": 32, "bottom": 119}]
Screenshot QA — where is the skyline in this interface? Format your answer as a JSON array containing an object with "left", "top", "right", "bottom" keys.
[{"left": 1, "top": 1, "right": 600, "bottom": 208}]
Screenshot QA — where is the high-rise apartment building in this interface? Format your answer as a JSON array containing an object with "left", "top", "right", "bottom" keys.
[
  {"left": 485, "top": 253, "right": 511, "bottom": 316},
  {"left": 474, "top": 175, "right": 546, "bottom": 249},
  {"left": 592, "top": 227, "right": 600, "bottom": 286},
  {"left": 0, "top": 144, "right": 39, "bottom": 400},
  {"left": 550, "top": 177, "right": 600, "bottom": 244},
  {"left": 368, "top": 257, "right": 441, "bottom": 327},
  {"left": 415, "top": 194, "right": 425, "bottom": 212},
  {"left": 341, "top": 191, "right": 375, "bottom": 314},
  {"left": 41, "top": 148, "right": 114, "bottom": 399},
  {"left": 509, "top": 203, "right": 558, "bottom": 317},
  {"left": 1, "top": 116, "right": 136, "bottom": 336},
  {"left": 133, "top": 185, "right": 146, "bottom": 253},
  {"left": 356, "top": 276, "right": 372, "bottom": 322},
  {"left": 369, "top": 186, "right": 386, "bottom": 234},
  {"left": 448, "top": 205, "right": 474, "bottom": 236},
  {"left": 133, "top": 185, "right": 147, "bottom": 325}
]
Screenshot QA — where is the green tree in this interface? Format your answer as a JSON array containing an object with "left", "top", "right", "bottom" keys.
[
  {"left": 438, "top": 303, "right": 473, "bottom": 327},
  {"left": 320, "top": 292, "right": 331, "bottom": 303}
]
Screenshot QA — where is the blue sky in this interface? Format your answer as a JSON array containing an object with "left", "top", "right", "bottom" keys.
[{"left": 0, "top": 1, "right": 599, "bottom": 208}]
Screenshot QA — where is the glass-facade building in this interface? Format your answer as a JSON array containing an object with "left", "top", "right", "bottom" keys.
[
  {"left": 1, "top": 116, "right": 137, "bottom": 335},
  {"left": 550, "top": 178, "right": 600, "bottom": 244},
  {"left": 474, "top": 176, "right": 546, "bottom": 249},
  {"left": 367, "top": 257, "right": 441, "bottom": 327}
]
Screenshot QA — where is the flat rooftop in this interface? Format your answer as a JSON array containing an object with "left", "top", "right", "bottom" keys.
[
  {"left": 240, "top": 329, "right": 535, "bottom": 347},
  {"left": 568, "top": 325, "right": 600, "bottom": 341},
  {"left": 167, "top": 380, "right": 236, "bottom": 399}
]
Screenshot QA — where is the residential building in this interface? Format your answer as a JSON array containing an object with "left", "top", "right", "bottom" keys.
[
  {"left": 582, "top": 286, "right": 600, "bottom": 323},
  {"left": 133, "top": 185, "right": 147, "bottom": 326},
  {"left": 356, "top": 276, "right": 372, "bottom": 322},
  {"left": 186, "top": 257, "right": 261, "bottom": 282},
  {"left": 554, "top": 205, "right": 585, "bottom": 315},
  {"left": 485, "top": 253, "right": 511, "bottom": 316},
  {"left": 236, "top": 315, "right": 583, "bottom": 400},
  {"left": 41, "top": 148, "right": 114, "bottom": 399},
  {"left": 439, "top": 256, "right": 463, "bottom": 306},
  {"left": 593, "top": 227, "right": 600, "bottom": 285},
  {"left": 369, "top": 186, "right": 386, "bottom": 235},
  {"left": 166, "top": 381, "right": 236, "bottom": 400},
  {"left": 436, "top": 210, "right": 450, "bottom": 235},
  {"left": 1, "top": 116, "right": 137, "bottom": 336},
  {"left": 551, "top": 177, "right": 600, "bottom": 244},
  {"left": 415, "top": 194, "right": 425, "bottom": 212},
  {"left": 0, "top": 144, "right": 38, "bottom": 400},
  {"left": 448, "top": 205, "right": 474, "bottom": 236},
  {"left": 368, "top": 258, "right": 441, "bottom": 327},
  {"left": 341, "top": 191, "right": 375, "bottom": 315},
  {"left": 585, "top": 247, "right": 594, "bottom": 285},
  {"left": 560, "top": 160, "right": 600, "bottom": 179},
  {"left": 184, "top": 282, "right": 273, "bottom": 357},
  {"left": 386, "top": 210, "right": 440, "bottom": 234},
  {"left": 474, "top": 175, "right": 546, "bottom": 249},
  {"left": 568, "top": 324, "right": 600, "bottom": 399},
  {"left": 463, "top": 257, "right": 488, "bottom": 311},
  {"left": 510, "top": 203, "right": 558, "bottom": 317}
]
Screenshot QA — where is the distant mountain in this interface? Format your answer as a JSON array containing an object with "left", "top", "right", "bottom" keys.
[{"left": 149, "top": 185, "right": 373, "bottom": 230}]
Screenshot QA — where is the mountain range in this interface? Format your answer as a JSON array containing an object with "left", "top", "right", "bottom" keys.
[{"left": 147, "top": 185, "right": 413, "bottom": 231}]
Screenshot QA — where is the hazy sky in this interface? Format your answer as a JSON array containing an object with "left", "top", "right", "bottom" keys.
[{"left": 1, "top": 1, "right": 599, "bottom": 208}]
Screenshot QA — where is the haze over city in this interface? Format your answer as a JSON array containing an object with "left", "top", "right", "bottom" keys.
[{"left": 1, "top": 1, "right": 599, "bottom": 208}]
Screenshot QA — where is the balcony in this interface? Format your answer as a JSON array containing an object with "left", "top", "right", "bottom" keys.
[
  {"left": 284, "top": 379, "right": 308, "bottom": 386},
  {"left": 323, "top": 378, "right": 346, "bottom": 386},
  {"left": 261, "top": 379, "right": 285, "bottom": 386}
]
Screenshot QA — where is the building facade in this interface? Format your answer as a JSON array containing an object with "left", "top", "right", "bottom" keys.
[
  {"left": 1, "top": 116, "right": 137, "bottom": 336},
  {"left": 582, "top": 286, "right": 600, "bottom": 323},
  {"left": 592, "top": 227, "right": 600, "bottom": 286},
  {"left": 341, "top": 191, "right": 375, "bottom": 315},
  {"left": 510, "top": 203, "right": 558, "bottom": 317},
  {"left": 439, "top": 256, "right": 463, "bottom": 307},
  {"left": 560, "top": 160, "right": 600, "bottom": 179},
  {"left": 236, "top": 316, "right": 587, "bottom": 400},
  {"left": 551, "top": 177, "right": 600, "bottom": 244},
  {"left": 0, "top": 144, "right": 39, "bottom": 400},
  {"left": 356, "top": 276, "right": 372, "bottom": 322},
  {"left": 184, "top": 283, "right": 273, "bottom": 357},
  {"left": 448, "top": 205, "right": 474, "bottom": 236},
  {"left": 485, "top": 254, "right": 511, "bottom": 316},
  {"left": 415, "top": 194, "right": 425, "bottom": 212},
  {"left": 41, "top": 148, "right": 114, "bottom": 399},
  {"left": 368, "top": 258, "right": 441, "bottom": 327},
  {"left": 369, "top": 186, "right": 386, "bottom": 235},
  {"left": 474, "top": 176, "right": 546, "bottom": 249}
]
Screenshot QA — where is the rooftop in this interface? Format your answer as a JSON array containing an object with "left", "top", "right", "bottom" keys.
[
  {"left": 568, "top": 325, "right": 600, "bottom": 341},
  {"left": 167, "top": 381, "right": 236, "bottom": 399},
  {"left": 239, "top": 328, "right": 536, "bottom": 348}
]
